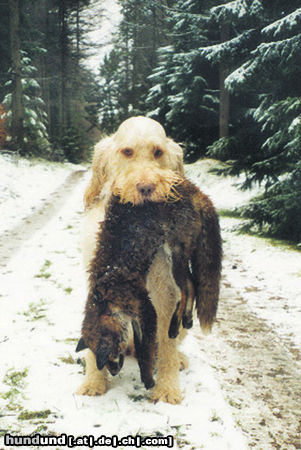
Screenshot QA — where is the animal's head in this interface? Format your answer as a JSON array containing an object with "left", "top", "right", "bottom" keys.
[
  {"left": 76, "top": 308, "right": 130, "bottom": 376},
  {"left": 84, "top": 116, "right": 184, "bottom": 208}
]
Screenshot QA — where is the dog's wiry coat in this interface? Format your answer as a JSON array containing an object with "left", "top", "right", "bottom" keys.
[
  {"left": 76, "top": 116, "right": 220, "bottom": 403},
  {"left": 78, "top": 179, "right": 222, "bottom": 393}
]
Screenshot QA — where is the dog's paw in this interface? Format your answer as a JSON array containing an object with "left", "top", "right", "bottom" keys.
[
  {"left": 150, "top": 384, "right": 183, "bottom": 404},
  {"left": 76, "top": 379, "right": 107, "bottom": 396},
  {"left": 178, "top": 351, "right": 189, "bottom": 371}
]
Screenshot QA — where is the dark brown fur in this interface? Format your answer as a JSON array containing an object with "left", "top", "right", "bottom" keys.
[{"left": 77, "top": 179, "right": 222, "bottom": 390}]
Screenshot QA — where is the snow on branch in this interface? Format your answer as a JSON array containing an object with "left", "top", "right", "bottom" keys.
[
  {"left": 225, "top": 34, "right": 301, "bottom": 91},
  {"left": 211, "top": 0, "right": 263, "bottom": 23},
  {"left": 262, "top": 8, "right": 301, "bottom": 39},
  {"left": 198, "top": 29, "right": 256, "bottom": 64}
]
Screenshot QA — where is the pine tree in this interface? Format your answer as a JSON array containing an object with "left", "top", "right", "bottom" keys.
[
  {"left": 1, "top": 0, "right": 100, "bottom": 161},
  {"left": 206, "top": 1, "right": 301, "bottom": 242},
  {"left": 147, "top": 0, "right": 221, "bottom": 161},
  {"left": 97, "top": 0, "right": 172, "bottom": 133},
  {"left": 8, "top": 0, "right": 24, "bottom": 151},
  {"left": 3, "top": 52, "right": 51, "bottom": 156}
]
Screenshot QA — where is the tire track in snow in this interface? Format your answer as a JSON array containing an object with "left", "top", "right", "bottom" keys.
[{"left": 0, "top": 169, "right": 86, "bottom": 268}]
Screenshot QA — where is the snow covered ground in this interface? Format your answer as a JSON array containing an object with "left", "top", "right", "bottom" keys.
[
  {"left": 0, "top": 154, "right": 300, "bottom": 449},
  {"left": 0, "top": 155, "right": 78, "bottom": 235}
]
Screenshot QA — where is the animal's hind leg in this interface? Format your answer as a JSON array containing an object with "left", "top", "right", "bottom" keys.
[
  {"left": 182, "top": 276, "right": 194, "bottom": 329},
  {"left": 134, "top": 296, "right": 157, "bottom": 390},
  {"left": 169, "top": 254, "right": 194, "bottom": 338}
]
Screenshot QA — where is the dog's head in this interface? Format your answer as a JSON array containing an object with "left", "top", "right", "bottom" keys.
[
  {"left": 84, "top": 116, "right": 184, "bottom": 207},
  {"left": 76, "top": 307, "right": 130, "bottom": 376}
]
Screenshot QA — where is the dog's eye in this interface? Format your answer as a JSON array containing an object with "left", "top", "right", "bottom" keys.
[
  {"left": 121, "top": 148, "right": 134, "bottom": 158},
  {"left": 153, "top": 148, "right": 163, "bottom": 158}
]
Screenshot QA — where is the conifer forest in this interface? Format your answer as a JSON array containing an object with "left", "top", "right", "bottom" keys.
[{"left": 1, "top": 0, "right": 301, "bottom": 242}]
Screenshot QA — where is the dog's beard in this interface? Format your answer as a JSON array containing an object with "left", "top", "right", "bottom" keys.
[{"left": 112, "top": 168, "right": 183, "bottom": 205}]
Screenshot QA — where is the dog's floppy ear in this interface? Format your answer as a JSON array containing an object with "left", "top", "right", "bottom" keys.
[
  {"left": 96, "top": 340, "right": 114, "bottom": 371},
  {"left": 166, "top": 138, "right": 184, "bottom": 176},
  {"left": 84, "top": 136, "right": 114, "bottom": 209},
  {"left": 75, "top": 337, "right": 88, "bottom": 352}
]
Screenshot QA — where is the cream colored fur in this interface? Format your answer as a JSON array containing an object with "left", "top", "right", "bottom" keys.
[{"left": 77, "top": 116, "right": 187, "bottom": 404}]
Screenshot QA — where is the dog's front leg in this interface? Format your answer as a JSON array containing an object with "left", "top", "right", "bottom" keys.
[
  {"left": 150, "top": 315, "right": 183, "bottom": 404},
  {"left": 147, "top": 246, "right": 184, "bottom": 404},
  {"left": 76, "top": 349, "right": 108, "bottom": 396}
]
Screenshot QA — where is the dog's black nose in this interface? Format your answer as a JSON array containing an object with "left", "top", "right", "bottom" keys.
[{"left": 137, "top": 182, "right": 156, "bottom": 197}]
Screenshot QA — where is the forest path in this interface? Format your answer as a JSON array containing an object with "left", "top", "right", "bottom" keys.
[
  {"left": 0, "top": 169, "right": 86, "bottom": 269},
  {"left": 0, "top": 162, "right": 300, "bottom": 449}
]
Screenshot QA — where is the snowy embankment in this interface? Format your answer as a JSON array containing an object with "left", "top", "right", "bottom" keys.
[{"left": 0, "top": 154, "right": 300, "bottom": 449}]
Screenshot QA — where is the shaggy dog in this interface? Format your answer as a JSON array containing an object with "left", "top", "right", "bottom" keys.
[
  {"left": 76, "top": 116, "right": 221, "bottom": 404},
  {"left": 76, "top": 179, "right": 221, "bottom": 394}
]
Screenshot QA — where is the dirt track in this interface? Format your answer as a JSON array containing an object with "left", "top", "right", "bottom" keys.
[
  {"left": 1, "top": 169, "right": 300, "bottom": 449},
  {"left": 201, "top": 274, "right": 301, "bottom": 449}
]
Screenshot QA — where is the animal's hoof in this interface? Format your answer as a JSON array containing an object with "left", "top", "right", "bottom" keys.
[
  {"left": 142, "top": 375, "right": 155, "bottom": 390},
  {"left": 168, "top": 317, "right": 179, "bottom": 339},
  {"left": 182, "top": 315, "right": 193, "bottom": 329}
]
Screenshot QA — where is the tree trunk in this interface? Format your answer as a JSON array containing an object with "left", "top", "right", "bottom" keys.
[
  {"left": 45, "top": 4, "right": 52, "bottom": 135},
  {"left": 76, "top": 0, "right": 80, "bottom": 60},
  {"left": 59, "top": 0, "right": 68, "bottom": 134},
  {"left": 219, "top": 23, "right": 230, "bottom": 138},
  {"left": 8, "top": 0, "right": 24, "bottom": 151}
]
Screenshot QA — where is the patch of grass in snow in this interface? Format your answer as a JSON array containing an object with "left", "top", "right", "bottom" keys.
[
  {"left": 210, "top": 431, "right": 222, "bottom": 438},
  {"left": 171, "top": 425, "right": 197, "bottom": 449},
  {"left": 235, "top": 418, "right": 243, "bottom": 428},
  {"left": 57, "top": 337, "right": 78, "bottom": 344},
  {"left": 1, "top": 367, "right": 28, "bottom": 411},
  {"left": 19, "top": 299, "right": 48, "bottom": 321},
  {"left": 59, "top": 285, "right": 73, "bottom": 294},
  {"left": 31, "top": 424, "right": 49, "bottom": 434},
  {"left": 18, "top": 409, "right": 52, "bottom": 420},
  {"left": 64, "top": 286, "right": 73, "bottom": 294},
  {"left": 34, "top": 259, "right": 52, "bottom": 280},
  {"left": 210, "top": 410, "right": 223, "bottom": 424},
  {"left": 128, "top": 393, "right": 147, "bottom": 402},
  {"left": 3, "top": 368, "right": 28, "bottom": 388},
  {"left": 228, "top": 398, "right": 242, "bottom": 409},
  {"left": 59, "top": 354, "right": 77, "bottom": 365}
]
